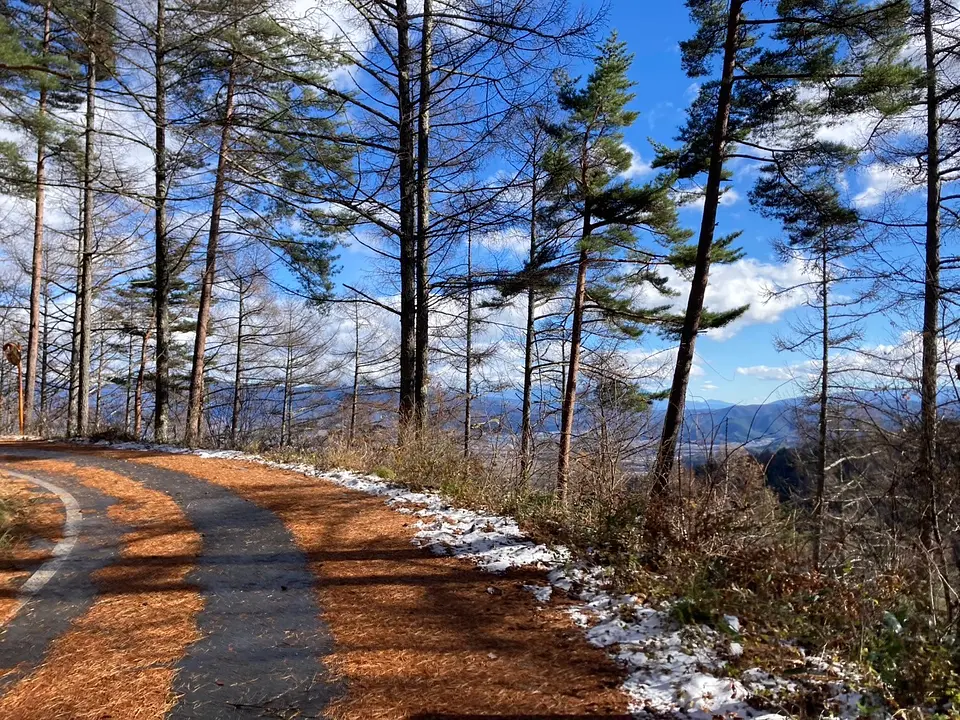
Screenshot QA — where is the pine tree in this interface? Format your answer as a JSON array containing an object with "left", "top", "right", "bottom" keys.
[
  {"left": 541, "top": 34, "right": 695, "bottom": 498},
  {"left": 177, "top": 2, "right": 350, "bottom": 445},
  {"left": 752, "top": 154, "right": 863, "bottom": 568},
  {"left": 485, "top": 106, "right": 570, "bottom": 483},
  {"left": 0, "top": 0, "right": 80, "bottom": 431},
  {"left": 650, "top": 0, "right": 913, "bottom": 489},
  {"left": 69, "top": 0, "right": 116, "bottom": 436}
]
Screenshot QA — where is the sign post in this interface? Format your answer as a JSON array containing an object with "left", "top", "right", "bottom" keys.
[{"left": 3, "top": 343, "right": 23, "bottom": 435}]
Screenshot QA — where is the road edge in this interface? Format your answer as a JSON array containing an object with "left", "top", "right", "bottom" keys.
[{"left": 0, "top": 468, "right": 82, "bottom": 621}]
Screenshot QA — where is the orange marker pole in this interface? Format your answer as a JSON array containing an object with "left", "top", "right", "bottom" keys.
[
  {"left": 16, "top": 358, "right": 23, "bottom": 435},
  {"left": 3, "top": 342, "right": 24, "bottom": 435}
]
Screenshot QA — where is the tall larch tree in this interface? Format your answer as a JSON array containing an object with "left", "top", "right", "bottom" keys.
[
  {"left": 542, "top": 34, "right": 698, "bottom": 498},
  {"left": 651, "top": 0, "right": 913, "bottom": 489},
  {"left": 179, "top": 4, "right": 349, "bottom": 445}
]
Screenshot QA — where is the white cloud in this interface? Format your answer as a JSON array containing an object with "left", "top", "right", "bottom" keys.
[
  {"left": 478, "top": 227, "right": 529, "bottom": 255},
  {"left": 627, "top": 257, "right": 812, "bottom": 343},
  {"left": 703, "top": 258, "right": 811, "bottom": 340},
  {"left": 853, "top": 162, "right": 919, "bottom": 209},
  {"left": 682, "top": 187, "right": 740, "bottom": 211},
  {"left": 620, "top": 143, "right": 653, "bottom": 180},
  {"left": 736, "top": 362, "right": 815, "bottom": 382}
]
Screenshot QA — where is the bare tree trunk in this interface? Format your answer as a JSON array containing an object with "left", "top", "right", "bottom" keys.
[
  {"left": 651, "top": 0, "right": 742, "bottom": 491},
  {"left": 39, "top": 254, "right": 50, "bottom": 427},
  {"left": 230, "top": 280, "right": 244, "bottom": 448},
  {"left": 281, "top": 343, "right": 293, "bottom": 446},
  {"left": 556, "top": 238, "right": 589, "bottom": 499},
  {"left": 93, "top": 331, "right": 104, "bottom": 430},
  {"left": 153, "top": 0, "right": 171, "bottom": 443},
  {"left": 414, "top": 0, "right": 433, "bottom": 432},
  {"left": 349, "top": 300, "right": 360, "bottom": 446},
  {"left": 67, "top": 220, "right": 82, "bottom": 436},
  {"left": 397, "top": 0, "right": 417, "bottom": 437},
  {"left": 520, "top": 177, "right": 538, "bottom": 483},
  {"left": 135, "top": 327, "right": 152, "bottom": 438},
  {"left": 920, "top": 0, "right": 952, "bottom": 619},
  {"left": 0, "top": 360, "right": 6, "bottom": 432},
  {"left": 24, "top": 0, "right": 51, "bottom": 434},
  {"left": 124, "top": 331, "right": 133, "bottom": 434},
  {"left": 814, "top": 242, "right": 829, "bottom": 569},
  {"left": 77, "top": 0, "right": 99, "bottom": 436},
  {"left": 185, "top": 57, "right": 237, "bottom": 446},
  {"left": 464, "top": 228, "right": 473, "bottom": 458}
]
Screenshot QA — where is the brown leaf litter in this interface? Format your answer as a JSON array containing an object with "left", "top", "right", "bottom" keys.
[
  {"left": 0, "top": 456, "right": 202, "bottom": 720},
  {"left": 117, "top": 449, "right": 632, "bottom": 720}
]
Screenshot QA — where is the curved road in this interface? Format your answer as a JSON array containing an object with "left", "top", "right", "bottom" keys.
[
  {"left": 0, "top": 445, "right": 340, "bottom": 720},
  {"left": 0, "top": 441, "right": 634, "bottom": 720}
]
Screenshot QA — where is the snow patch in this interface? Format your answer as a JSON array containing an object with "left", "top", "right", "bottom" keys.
[{"left": 522, "top": 583, "right": 552, "bottom": 603}]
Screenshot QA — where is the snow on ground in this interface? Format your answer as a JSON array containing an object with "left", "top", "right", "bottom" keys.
[{"left": 78, "top": 439, "right": 868, "bottom": 718}]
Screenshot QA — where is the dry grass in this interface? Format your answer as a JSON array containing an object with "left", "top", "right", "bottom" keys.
[
  {"left": 120, "top": 450, "right": 632, "bottom": 720},
  {"left": 0, "top": 456, "right": 203, "bottom": 720},
  {"left": 0, "top": 472, "right": 64, "bottom": 625}
]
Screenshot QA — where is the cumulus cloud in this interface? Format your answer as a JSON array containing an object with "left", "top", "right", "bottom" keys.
[
  {"left": 620, "top": 143, "right": 653, "bottom": 180},
  {"left": 478, "top": 227, "right": 529, "bottom": 255},
  {"left": 701, "top": 258, "right": 812, "bottom": 340},
  {"left": 736, "top": 362, "right": 816, "bottom": 382},
  {"left": 682, "top": 187, "right": 740, "bottom": 211},
  {"left": 853, "top": 162, "right": 919, "bottom": 209},
  {"left": 626, "top": 257, "right": 812, "bottom": 342}
]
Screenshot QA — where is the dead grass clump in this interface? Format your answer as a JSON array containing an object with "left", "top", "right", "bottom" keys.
[
  {"left": 125, "top": 450, "right": 632, "bottom": 720},
  {"left": 0, "top": 458, "right": 203, "bottom": 720}
]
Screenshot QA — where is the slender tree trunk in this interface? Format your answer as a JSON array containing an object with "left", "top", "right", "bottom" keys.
[
  {"left": 920, "top": 0, "right": 952, "bottom": 619},
  {"left": 397, "top": 0, "right": 417, "bottom": 436},
  {"left": 135, "top": 327, "right": 151, "bottom": 438},
  {"left": 282, "top": 343, "right": 293, "bottom": 446},
  {"left": 520, "top": 177, "right": 538, "bottom": 483},
  {"left": 24, "top": 0, "right": 52, "bottom": 433},
  {"left": 185, "top": 57, "right": 237, "bottom": 446},
  {"left": 124, "top": 331, "right": 133, "bottom": 434},
  {"left": 77, "top": 0, "right": 99, "bottom": 436},
  {"left": 651, "top": 0, "right": 742, "bottom": 491},
  {"left": 39, "top": 255, "right": 50, "bottom": 427},
  {"left": 464, "top": 228, "right": 473, "bottom": 459},
  {"left": 349, "top": 300, "right": 360, "bottom": 446},
  {"left": 814, "top": 243, "right": 829, "bottom": 569},
  {"left": 0, "top": 361, "right": 6, "bottom": 432},
  {"left": 67, "top": 220, "right": 82, "bottom": 436},
  {"left": 556, "top": 239, "right": 589, "bottom": 498},
  {"left": 154, "top": 0, "right": 171, "bottom": 443},
  {"left": 230, "top": 281, "right": 244, "bottom": 448},
  {"left": 93, "top": 331, "right": 104, "bottom": 430},
  {"left": 414, "top": 0, "right": 433, "bottom": 432}
]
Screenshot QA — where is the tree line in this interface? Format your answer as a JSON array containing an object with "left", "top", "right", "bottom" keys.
[{"left": 3, "top": 0, "right": 960, "bottom": 619}]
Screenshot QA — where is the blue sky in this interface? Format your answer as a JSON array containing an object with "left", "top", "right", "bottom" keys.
[
  {"left": 583, "top": 0, "right": 916, "bottom": 405},
  {"left": 330, "top": 0, "right": 919, "bottom": 406}
]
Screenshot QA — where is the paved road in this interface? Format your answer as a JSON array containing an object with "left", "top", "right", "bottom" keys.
[
  {"left": 0, "top": 445, "right": 340, "bottom": 720},
  {"left": 0, "top": 442, "right": 635, "bottom": 720}
]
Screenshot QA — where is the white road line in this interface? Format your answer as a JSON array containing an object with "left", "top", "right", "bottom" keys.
[{"left": 1, "top": 468, "right": 82, "bottom": 620}]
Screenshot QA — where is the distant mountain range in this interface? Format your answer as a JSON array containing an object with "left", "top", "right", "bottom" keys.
[
  {"left": 652, "top": 398, "right": 805, "bottom": 448},
  {"left": 470, "top": 393, "right": 808, "bottom": 449}
]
